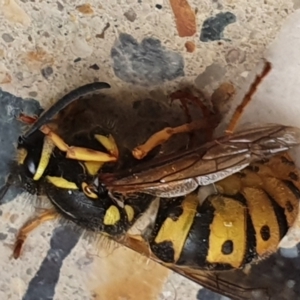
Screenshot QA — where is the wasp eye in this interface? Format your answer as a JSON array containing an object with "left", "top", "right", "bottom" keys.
[{"left": 25, "top": 157, "right": 37, "bottom": 176}]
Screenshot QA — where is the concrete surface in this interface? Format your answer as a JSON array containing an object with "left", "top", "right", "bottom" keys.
[{"left": 1, "top": 1, "right": 300, "bottom": 300}]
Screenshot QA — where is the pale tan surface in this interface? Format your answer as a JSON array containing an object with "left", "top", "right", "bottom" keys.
[
  {"left": 0, "top": 1, "right": 299, "bottom": 300},
  {"left": 0, "top": 0, "right": 296, "bottom": 103}
]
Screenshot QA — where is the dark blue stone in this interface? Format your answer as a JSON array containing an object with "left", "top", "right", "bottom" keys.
[
  {"left": 111, "top": 33, "right": 185, "bottom": 85},
  {"left": 200, "top": 12, "right": 236, "bottom": 42}
]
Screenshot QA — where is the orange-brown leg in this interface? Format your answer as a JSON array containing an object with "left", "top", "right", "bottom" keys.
[
  {"left": 170, "top": 91, "right": 193, "bottom": 123},
  {"left": 225, "top": 61, "right": 272, "bottom": 134},
  {"left": 170, "top": 89, "right": 211, "bottom": 120},
  {"left": 13, "top": 209, "right": 58, "bottom": 259},
  {"left": 132, "top": 84, "right": 237, "bottom": 160},
  {"left": 132, "top": 117, "right": 219, "bottom": 160},
  {"left": 169, "top": 89, "right": 213, "bottom": 148},
  {"left": 132, "top": 84, "right": 236, "bottom": 160}
]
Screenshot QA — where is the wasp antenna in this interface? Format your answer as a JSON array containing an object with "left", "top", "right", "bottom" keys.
[
  {"left": 226, "top": 61, "right": 272, "bottom": 134},
  {"left": 22, "top": 82, "right": 111, "bottom": 140}
]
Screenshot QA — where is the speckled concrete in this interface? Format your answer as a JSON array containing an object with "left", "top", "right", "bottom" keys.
[
  {"left": 1, "top": 1, "right": 300, "bottom": 300},
  {"left": 0, "top": 0, "right": 297, "bottom": 104}
]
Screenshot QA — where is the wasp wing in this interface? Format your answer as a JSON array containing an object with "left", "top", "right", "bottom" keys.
[
  {"left": 121, "top": 236, "right": 269, "bottom": 300},
  {"left": 101, "top": 124, "right": 300, "bottom": 196},
  {"left": 168, "top": 267, "right": 269, "bottom": 300}
]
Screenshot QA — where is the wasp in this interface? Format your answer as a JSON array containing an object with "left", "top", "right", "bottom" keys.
[{"left": 1, "top": 61, "right": 300, "bottom": 300}]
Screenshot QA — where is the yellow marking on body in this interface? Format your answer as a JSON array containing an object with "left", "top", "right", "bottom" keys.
[
  {"left": 82, "top": 182, "right": 98, "bottom": 199},
  {"left": 94, "top": 134, "right": 119, "bottom": 158},
  {"left": 104, "top": 205, "right": 121, "bottom": 225},
  {"left": 215, "top": 174, "right": 241, "bottom": 195},
  {"left": 33, "top": 137, "right": 55, "bottom": 180},
  {"left": 40, "top": 125, "right": 117, "bottom": 162},
  {"left": 46, "top": 176, "right": 78, "bottom": 189},
  {"left": 66, "top": 146, "right": 116, "bottom": 162},
  {"left": 84, "top": 161, "right": 104, "bottom": 175},
  {"left": 17, "top": 148, "right": 27, "bottom": 165},
  {"left": 261, "top": 153, "right": 300, "bottom": 189},
  {"left": 124, "top": 205, "right": 135, "bottom": 222},
  {"left": 41, "top": 126, "right": 68, "bottom": 152},
  {"left": 242, "top": 187, "right": 280, "bottom": 256},
  {"left": 240, "top": 169, "right": 264, "bottom": 189},
  {"left": 154, "top": 193, "right": 198, "bottom": 262},
  {"left": 258, "top": 176, "right": 299, "bottom": 226},
  {"left": 241, "top": 154, "right": 300, "bottom": 226},
  {"left": 207, "top": 196, "right": 246, "bottom": 268}
]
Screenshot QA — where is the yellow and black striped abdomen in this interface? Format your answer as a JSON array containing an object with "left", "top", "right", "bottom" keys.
[
  {"left": 149, "top": 192, "right": 253, "bottom": 270},
  {"left": 149, "top": 153, "right": 300, "bottom": 270}
]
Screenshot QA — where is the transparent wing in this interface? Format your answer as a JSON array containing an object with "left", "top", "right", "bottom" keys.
[
  {"left": 101, "top": 124, "right": 300, "bottom": 196},
  {"left": 122, "top": 236, "right": 269, "bottom": 300}
]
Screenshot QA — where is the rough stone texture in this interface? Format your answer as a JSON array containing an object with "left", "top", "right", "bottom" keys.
[
  {"left": 111, "top": 33, "right": 185, "bottom": 85},
  {"left": 0, "top": 1, "right": 300, "bottom": 300},
  {"left": 0, "top": 0, "right": 295, "bottom": 104},
  {"left": 200, "top": 12, "right": 237, "bottom": 42}
]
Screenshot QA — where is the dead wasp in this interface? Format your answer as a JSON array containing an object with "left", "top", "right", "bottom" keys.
[
  {"left": 1, "top": 61, "right": 300, "bottom": 300},
  {"left": 14, "top": 63, "right": 300, "bottom": 202}
]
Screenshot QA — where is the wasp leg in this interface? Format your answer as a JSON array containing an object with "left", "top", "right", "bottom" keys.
[
  {"left": 33, "top": 136, "right": 56, "bottom": 180},
  {"left": 80, "top": 135, "right": 120, "bottom": 199},
  {"left": 225, "top": 61, "right": 272, "bottom": 134},
  {"left": 83, "top": 134, "right": 119, "bottom": 176},
  {"left": 211, "top": 83, "right": 236, "bottom": 117},
  {"left": 94, "top": 134, "right": 119, "bottom": 158},
  {"left": 170, "top": 89, "right": 212, "bottom": 147},
  {"left": 133, "top": 84, "right": 236, "bottom": 160},
  {"left": 170, "top": 89, "right": 211, "bottom": 120},
  {"left": 132, "top": 117, "right": 219, "bottom": 160},
  {"left": 40, "top": 125, "right": 117, "bottom": 162},
  {"left": 83, "top": 161, "right": 105, "bottom": 176},
  {"left": 0, "top": 183, "right": 10, "bottom": 201},
  {"left": 13, "top": 209, "right": 58, "bottom": 259},
  {"left": 0, "top": 174, "right": 14, "bottom": 202}
]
